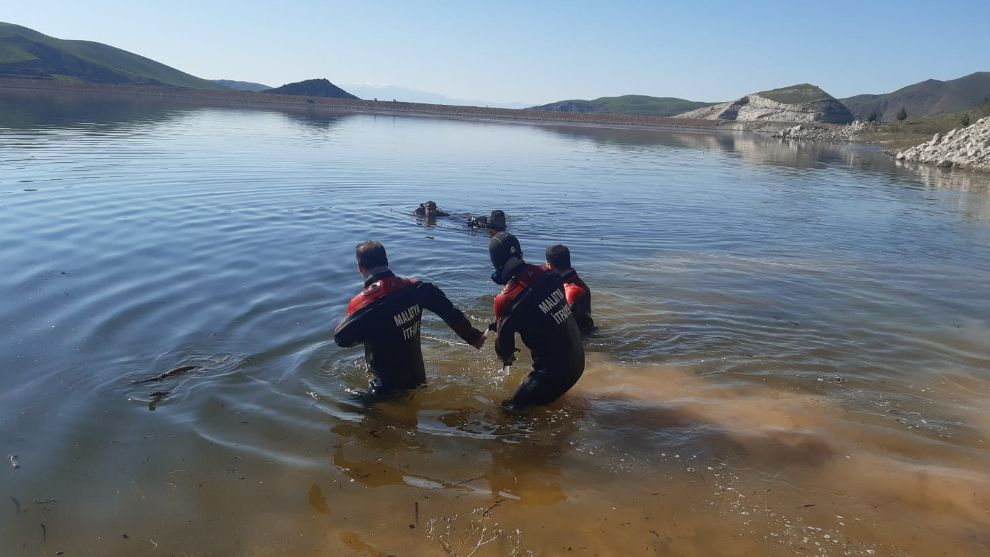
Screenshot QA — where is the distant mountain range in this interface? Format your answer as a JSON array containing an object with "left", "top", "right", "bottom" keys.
[
  {"left": 0, "top": 21, "right": 221, "bottom": 89},
  {"left": 532, "top": 75, "right": 989, "bottom": 122},
  {"left": 262, "top": 78, "right": 357, "bottom": 99},
  {"left": 840, "top": 72, "right": 990, "bottom": 122},
  {"left": 529, "top": 95, "right": 716, "bottom": 117},
  {"left": 212, "top": 79, "right": 271, "bottom": 92},
  {"left": 341, "top": 83, "right": 532, "bottom": 109}
]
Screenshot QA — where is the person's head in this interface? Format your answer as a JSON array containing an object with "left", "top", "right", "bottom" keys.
[
  {"left": 545, "top": 244, "right": 572, "bottom": 271},
  {"left": 424, "top": 200, "right": 439, "bottom": 218},
  {"left": 489, "top": 232, "right": 525, "bottom": 284},
  {"left": 355, "top": 240, "right": 388, "bottom": 276},
  {"left": 487, "top": 210, "right": 507, "bottom": 231}
]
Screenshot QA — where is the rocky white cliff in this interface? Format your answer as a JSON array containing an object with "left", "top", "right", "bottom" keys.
[
  {"left": 894, "top": 117, "right": 990, "bottom": 171},
  {"left": 679, "top": 84, "right": 854, "bottom": 124}
]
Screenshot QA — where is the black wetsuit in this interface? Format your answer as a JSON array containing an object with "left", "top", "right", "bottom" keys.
[
  {"left": 334, "top": 269, "right": 482, "bottom": 396},
  {"left": 494, "top": 264, "right": 585, "bottom": 408},
  {"left": 415, "top": 205, "right": 449, "bottom": 217},
  {"left": 558, "top": 268, "right": 594, "bottom": 332}
]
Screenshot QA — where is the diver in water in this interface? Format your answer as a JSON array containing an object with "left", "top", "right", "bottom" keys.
[
  {"left": 334, "top": 241, "right": 485, "bottom": 399},
  {"left": 488, "top": 232, "right": 585, "bottom": 409},
  {"left": 415, "top": 201, "right": 449, "bottom": 218},
  {"left": 545, "top": 244, "right": 594, "bottom": 332},
  {"left": 468, "top": 210, "right": 507, "bottom": 233}
]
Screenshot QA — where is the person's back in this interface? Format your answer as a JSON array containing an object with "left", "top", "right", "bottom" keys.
[
  {"left": 490, "top": 233, "right": 584, "bottom": 409},
  {"left": 546, "top": 244, "right": 594, "bottom": 332},
  {"left": 334, "top": 241, "right": 484, "bottom": 397}
]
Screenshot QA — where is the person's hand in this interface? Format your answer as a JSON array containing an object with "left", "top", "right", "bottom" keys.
[{"left": 471, "top": 330, "right": 487, "bottom": 350}]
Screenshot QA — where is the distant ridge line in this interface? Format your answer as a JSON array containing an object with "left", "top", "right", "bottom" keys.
[{"left": 0, "top": 77, "right": 723, "bottom": 130}]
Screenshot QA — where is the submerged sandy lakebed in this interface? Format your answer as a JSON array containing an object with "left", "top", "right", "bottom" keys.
[{"left": 1, "top": 97, "right": 989, "bottom": 556}]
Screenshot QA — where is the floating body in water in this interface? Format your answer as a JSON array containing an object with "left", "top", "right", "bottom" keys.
[{"left": 489, "top": 232, "right": 585, "bottom": 409}]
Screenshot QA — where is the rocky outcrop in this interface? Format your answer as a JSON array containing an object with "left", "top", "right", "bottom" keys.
[
  {"left": 893, "top": 117, "right": 990, "bottom": 171},
  {"left": 771, "top": 121, "right": 878, "bottom": 142},
  {"left": 678, "top": 84, "right": 854, "bottom": 124}
]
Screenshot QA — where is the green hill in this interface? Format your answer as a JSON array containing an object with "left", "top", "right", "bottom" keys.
[
  {"left": 0, "top": 21, "right": 222, "bottom": 89},
  {"left": 757, "top": 83, "right": 838, "bottom": 105},
  {"left": 212, "top": 79, "right": 271, "bottom": 92},
  {"left": 842, "top": 72, "right": 990, "bottom": 122},
  {"left": 529, "top": 95, "right": 717, "bottom": 117},
  {"left": 263, "top": 79, "right": 358, "bottom": 99}
]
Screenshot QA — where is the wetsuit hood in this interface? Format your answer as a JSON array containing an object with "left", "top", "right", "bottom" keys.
[
  {"left": 489, "top": 232, "right": 525, "bottom": 284},
  {"left": 488, "top": 210, "right": 507, "bottom": 231}
]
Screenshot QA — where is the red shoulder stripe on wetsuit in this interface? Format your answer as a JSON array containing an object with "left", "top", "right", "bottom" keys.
[
  {"left": 346, "top": 276, "right": 415, "bottom": 315},
  {"left": 494, "top": 264, "right": 549, "bottom": 318},
  {"left": 563, "top": 281, "right": 586, "bottom": 306},
  {"left": 559, "top": 270, "right": 588, "bottom": 306}
]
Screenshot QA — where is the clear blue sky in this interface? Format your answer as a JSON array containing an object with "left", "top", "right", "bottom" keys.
[{"left": 4, "top": 0, "right": 989, "bottom": 104}]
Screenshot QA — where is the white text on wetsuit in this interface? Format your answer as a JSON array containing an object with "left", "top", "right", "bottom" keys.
[
  {"left": 394, "top": 304, "right": 422, "bottom": 340},
  {"left": 538, "top": 289, "right": 571, "bottom": 325}
]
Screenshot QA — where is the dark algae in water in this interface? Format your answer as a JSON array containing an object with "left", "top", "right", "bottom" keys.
[{"left": 132, "top": 365, "right": 199, "bottom": 384}]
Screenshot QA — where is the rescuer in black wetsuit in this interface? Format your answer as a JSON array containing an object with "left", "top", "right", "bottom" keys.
[
  {"left": 334, "top": 241, "right": 486, "bottom": 398},
  {"left": 468, "top": 210, "right": 507, "bottom": 233},
  {"left": 489, "top": 232, "right": 585, "bottom": 409},
  {"left": 545, "top": 244, "right": 594, "bottom": 332}
]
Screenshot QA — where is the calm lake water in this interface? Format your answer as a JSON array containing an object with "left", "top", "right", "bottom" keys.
[{"left": 1, "top": 94, "right": 989, "bottom": 556}]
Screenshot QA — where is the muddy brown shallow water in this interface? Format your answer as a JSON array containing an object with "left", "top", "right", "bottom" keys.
[{"left": 1, "top": 97, "right": 989, "bottom": 556}]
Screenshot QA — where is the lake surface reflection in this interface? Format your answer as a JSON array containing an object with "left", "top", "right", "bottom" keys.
[{"left": 1, "top": 95, "right": 989, "bottom": 556}]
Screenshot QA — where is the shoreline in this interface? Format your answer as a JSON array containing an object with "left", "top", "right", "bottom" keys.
[
  {"left": 4, "top": 77, "right": 970, "bottom": 168},
  {"left": 0, "top": 77, "right": 726, "bottom": 133}
]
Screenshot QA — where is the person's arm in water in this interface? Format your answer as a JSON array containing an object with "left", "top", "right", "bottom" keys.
[
  {"left": 493, "top": 294, "right": 517, "bottom": 364},
  {"left": 416, "top": 282, "right": 485, "bottom": 348}
]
